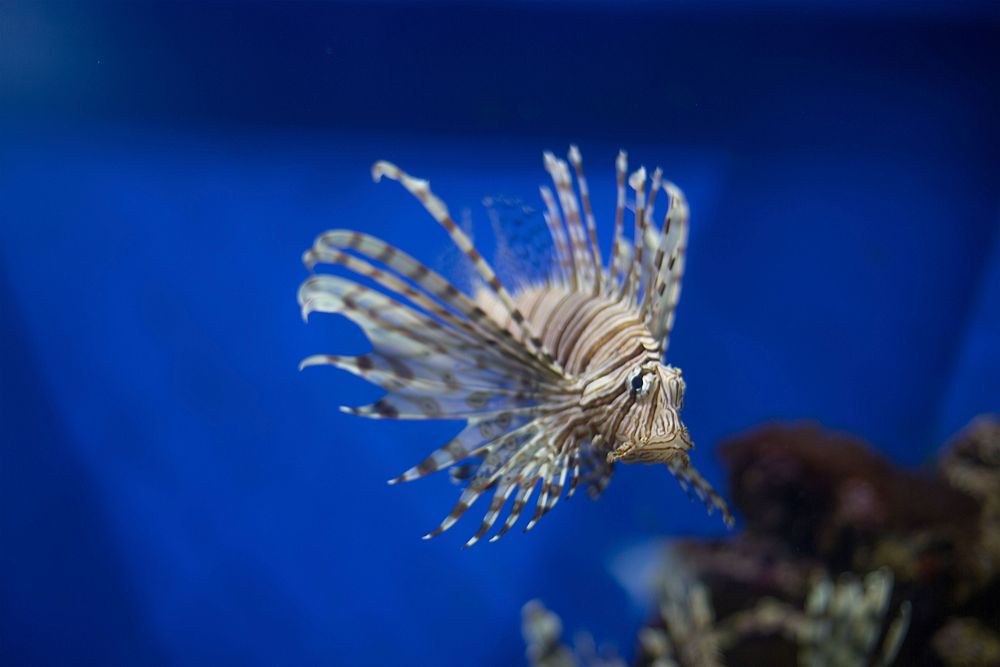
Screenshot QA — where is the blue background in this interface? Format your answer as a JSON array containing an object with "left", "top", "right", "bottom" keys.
[{"left": 2, "top": 2, "right": 998, "bottom": 665}]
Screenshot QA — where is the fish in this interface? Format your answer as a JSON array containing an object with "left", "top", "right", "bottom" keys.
[{"left": 298, "top": 145, "right": 733, "bottom": 546}]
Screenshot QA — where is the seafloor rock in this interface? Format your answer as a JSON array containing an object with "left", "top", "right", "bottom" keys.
[{"left": 523, "top": 416, "right": 1000, "bottom": 667}]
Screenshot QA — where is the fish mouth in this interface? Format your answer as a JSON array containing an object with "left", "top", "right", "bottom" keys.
[{"left": 607, "top": 433, "right": 693, "bottom": 464}]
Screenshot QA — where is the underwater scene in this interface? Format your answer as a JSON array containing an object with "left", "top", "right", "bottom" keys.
[{"left": 2, "top": 2, "right": 999, "bottom": 666}]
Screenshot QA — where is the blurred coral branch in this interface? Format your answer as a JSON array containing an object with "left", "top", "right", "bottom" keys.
[{"left": 524, "top": 415, "right": 1000, "bottom": 667}]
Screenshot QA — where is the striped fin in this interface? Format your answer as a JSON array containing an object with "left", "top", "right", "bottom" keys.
[
  {"left": 308, "top": 231, "right": 559, "bottom": 382},
  {"left": 568, "top": 145, "right": 604, "bottom": 294},
  {"left": 334, "top": 368, "right": 575, "bottom": 421},
  {"left": 487, "top": 432, "right": 567, "bottom": 541},
  {"left": 576, "top": 444, "right": 615, "bottom": 500},
  {"left": 342, "top": 393, "right": 542, "bottom": 421},
  {"left": 303, "top": 247, "right": 549, "bottom": 391},
  {"left": 543, "top": 152, "right": 595, "bottom": 293},
  {"left": 305, "top": 242, "right": 497, "bottom": 352},
  {"left": 646, "top": 167, "right": 664, "bottom": 228},
  {"left": 425, "top": 424, "right": 556, "bottom": 545},
  {"left": 464, "top": 481, "right": 518, "bottom": 547},
  {"left": 301, "top": 353, "right": 542, "bottom": 399},
  {"left": 619, "top": 166, "right": 648, "bottom": 303},
  {"left": 300, "top": 275, "right": 567, "bottom": 421},
  {"left": 422, "top": 479, "right": 492, "bottom": 540},
  {"left": 302, "top": 346, "right": 538, "bottom": 396},
  {"left": 300, "top": 275, "right": 530, "bottom": 375},
  {"left": 649, "top": 181, "right": 690, "bottom": 351},
  {"left": 463, "top": 428, "right": 550, "bottom": 546},
  {"left": 372, "top": 161, "right": 565, "bottom": 377},
  {"left": 389, "top": 414, "right": 532, "bottom": 484},
  {"left": 452, "top": 428, "right": 553, "bottom": 543},
  {"left": 522, "top": 460, "right": 553, "bottom": 532},
  {"left": 567, "top": 445, "right": 583, "bottom": 498},
  {"left": 536, "top": 448, "right": 570, "bottom": 518},
  {"left": 607, "top": 150, "right": 629, "bottom": 294},
  {"left": 490, "top": 473, "right": 541, "bottom": 542},
  {"left": 300, "top": 275, "right": 459, "bottom": 353},
  {"left": 539, "top": 186, "right": 575, "bottom": 290},
  {"left": 524, "top": 445, "right": 574, "bottom": 532},
  {"left": 639, "top": 167, "right": 664, "bottom": 318},
  {"left": 667, "top": 458, "right": 733, "bottom": 528}
]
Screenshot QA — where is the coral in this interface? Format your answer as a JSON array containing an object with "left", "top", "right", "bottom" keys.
[
  {"left": 522, "top": 600, "right": 580, "bottom": 667},
  {"left": 638, "top": 566, "right": 909, "bottom": 667},
  {"left": 939, "top": 416, "right": 1000, "bottom": 591},
  {"left": 525, "top": 568, "right": 909, "bottom": 667},
  {"left": 522, "top": 600, "right": 625, "bottom": 667},
  {"left": 523, "top": 415, "right": 999, "bottom": 667}
]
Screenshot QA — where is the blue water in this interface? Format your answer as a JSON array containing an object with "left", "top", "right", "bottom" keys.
[{"left": 2, "top": 2, "right": 998, "bottom": 665}]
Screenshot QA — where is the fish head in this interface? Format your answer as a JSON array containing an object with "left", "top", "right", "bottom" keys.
[{"left": 608, "top": 362, "right": 693, "bottom": 465}]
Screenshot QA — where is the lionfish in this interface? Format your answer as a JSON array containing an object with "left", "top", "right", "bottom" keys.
[{"left": 298, "top": 146, "right": 733, "bottom": 546}]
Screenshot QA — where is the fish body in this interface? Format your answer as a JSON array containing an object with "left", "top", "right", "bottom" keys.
[{"left": 299, "top": 147, "right": 732, "bottom": 546}]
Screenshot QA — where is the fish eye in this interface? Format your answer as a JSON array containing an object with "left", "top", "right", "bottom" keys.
[{"left": 626, "top": 367, "right": 653, "bottom": 399}]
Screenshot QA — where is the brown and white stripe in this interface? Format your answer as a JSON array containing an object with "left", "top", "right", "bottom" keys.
[{"left": 300, "top": 145, "right": 732, "bottom": 546}]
